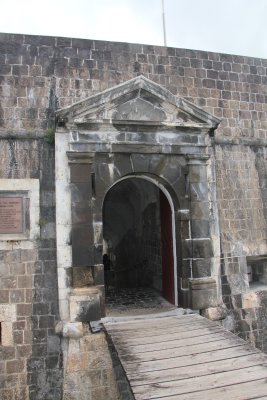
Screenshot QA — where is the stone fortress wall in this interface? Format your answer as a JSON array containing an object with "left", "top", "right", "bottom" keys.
[{"left": 1, "top": 32, "right": 267, "bottom": 399}]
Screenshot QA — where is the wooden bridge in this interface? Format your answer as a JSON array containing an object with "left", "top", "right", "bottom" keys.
[{"left": 104, "top": 313, "right": 267, "bottom": 399}]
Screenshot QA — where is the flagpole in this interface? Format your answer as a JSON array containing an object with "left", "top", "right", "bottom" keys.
[{"left": 162, "top": 0, "right": 167, "bottom": 47}]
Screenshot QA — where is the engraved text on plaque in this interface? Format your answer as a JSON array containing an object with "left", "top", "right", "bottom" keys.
[{"left": 0, "top": 197, "right": 23, "bottom": 234}]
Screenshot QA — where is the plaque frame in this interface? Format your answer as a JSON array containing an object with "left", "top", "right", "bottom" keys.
[{"left": 0, "top": 191, "right": 30, "bottom": 239}]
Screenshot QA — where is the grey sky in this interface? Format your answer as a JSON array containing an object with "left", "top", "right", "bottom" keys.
[{"left": 1, "top": 0, "right": 267, "bottom": 58}]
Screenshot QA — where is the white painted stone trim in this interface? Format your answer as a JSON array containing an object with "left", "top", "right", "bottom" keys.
[{"left": 55, "top": 132, "right": 72, "bottom": 320}]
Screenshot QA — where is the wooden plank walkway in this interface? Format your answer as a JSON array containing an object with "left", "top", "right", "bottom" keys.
[{"left": 104, "top": 313, "right": 267, "bottom": 399}]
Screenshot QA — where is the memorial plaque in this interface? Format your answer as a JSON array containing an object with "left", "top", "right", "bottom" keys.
[{"left": 0, "top": 197, "right": 23, "bottom": 234}]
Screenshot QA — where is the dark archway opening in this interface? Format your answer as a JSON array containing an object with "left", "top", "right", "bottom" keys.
[{"left": 103, "top": 177, "right": 176, "bottom": 313}]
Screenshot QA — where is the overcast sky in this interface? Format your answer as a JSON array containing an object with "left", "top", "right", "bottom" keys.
[{"left": 1, "top": 0, "right": 267, "bottom": 58}]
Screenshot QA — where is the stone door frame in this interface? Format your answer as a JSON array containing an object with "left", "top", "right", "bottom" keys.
[{"left": 55, "top": 75, "right": 222, "bottom": 325}]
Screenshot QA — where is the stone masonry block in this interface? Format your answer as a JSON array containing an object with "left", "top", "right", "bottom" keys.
[
  {"left": 192, "top": 258, "right": 211, "bottom": 277},
  {"left": 0, "top": 290, "right": 9, "bottom": 303},
  {"left": 190, "top": 182, "right": 208, "bottom": 201},
  {"left": 93, "top": 264, "right": 104, "bottom": 285},
  {"left": 180, "top": 220, "right": 190, "bottom": 240},
  {"left": 188, "top": 165, "right": 207, "bottom": 182},
  {"left": 71, "top": 206, "right": 92, "bottom": 225},
  {"left": 6, "top": 359, "right": 25, "bottom": 374},
  {"left": 0, "top": 304, "right": 16, "bottom": 322},
  {"left": 70, "top": 164, "right": 91, "bottom": 183},
  {"left": 242, "top": 291, "right": 260, "bottom": 309},
  {"left": 70, "top": 182, "right": 92, "bottom": 205},
  {"left": 69, "top": 288, "right": 101, "bottom": 322},
  {"left": 72, "top": 246, "right": 92, "bottom": 268},
  {"left": 190, "top": 201, "right": 210, "bottom": 220},
  {"left": 180, "top": 260, "right": 192, "bottom": 279},
  {"left": 72, "top": 224, "right": 94, "bottom": 247},
  {"left": 113, "top": 153, "right": 134, "bottom": 176},
  {"left": 1, "top": 322, "right": 13, "bottom": 346},
  {"left": 201, "top": 305, "right": 227, "bottom": 321},
  {"left": 17, "top": 304, "right": 32, "bottom": 317},
  {"left": 72, "top": 266, "right": 94, "bottom": 287},
  {"left": 191, "top": 219, "right": 210, "bottom": 237},
  {"left": 182, "top": 238, "right": 213, "bottom": 259},
  {"left": 55, "top": 321, "right": 84, "bottom": 338},
  {"left": 189, "top": 277, "right": 218, "bottom": 310},
  {"left": 79, "top": 332, "right": 107, "bottom": 352}
]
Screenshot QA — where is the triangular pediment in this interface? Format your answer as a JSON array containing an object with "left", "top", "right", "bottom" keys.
[{"left": 56, "top": 75, "right": 220, "bottom": 129}]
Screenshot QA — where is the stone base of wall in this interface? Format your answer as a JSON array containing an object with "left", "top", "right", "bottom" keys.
[
  {"left": 222, "top": 289, "right": 267, "bottom": 352},
  {"left": 62, "top": 325, "right": 120, "bottom": 400},
  {"left": 220, "top": 254, "right": 267, "bottom": 353}
]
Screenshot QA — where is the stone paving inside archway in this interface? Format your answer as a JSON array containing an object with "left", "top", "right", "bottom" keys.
[{"left": 105, "top": 287, "right": 177, "bottom": 317}]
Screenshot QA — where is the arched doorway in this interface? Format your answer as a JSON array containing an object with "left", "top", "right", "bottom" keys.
[{"left": 103, "top": 176, "right": 177, "bottom": 307}]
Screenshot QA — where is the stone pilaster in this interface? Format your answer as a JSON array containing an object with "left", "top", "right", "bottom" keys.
[
  {"left": 67, "top": 152, "right": 104, "bottom": 321},
  {"left": 186, "top": 154, "right": 218, "bottom": 309}
]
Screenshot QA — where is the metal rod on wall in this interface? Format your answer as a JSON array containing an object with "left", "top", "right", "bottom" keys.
[{"left": 162, "top": 0, "right": 167, "bottom": 47}]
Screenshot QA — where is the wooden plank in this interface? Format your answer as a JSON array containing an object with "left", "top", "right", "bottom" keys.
[
  {"left": 114, "top": 331, "right": 232, "bottom": 354},
  {"left": 108, "top": 321, "right": 220, "bottom": 338},
  {"left": 132, "top": 365, "right": 267, "bottom": 399},
  {"left": 104, "top": 314, "right": 210, "bottom": 333},
  {"left": 124, "top": 346, "right": 259, "bottom": 374},
  {"left": 109, "top": 326, "right": 223, "bottom": 347},
  {"left": 119, "top": 339, "right": 252, "bottom": 364},
  {"left": 106, "top": 320, "right": 220, "bottom": 339},
  {"left": 151, "top": 379, "right": 267, "bottom": 400},
  {"left": 129, "top": 353, "right": 267, "bottom": 386},
  {"left": 114, "top": 329, "right": 250, "bottom": 355},
  {"left": 104, "top": 314, "right": 201, "bottom": 331}
]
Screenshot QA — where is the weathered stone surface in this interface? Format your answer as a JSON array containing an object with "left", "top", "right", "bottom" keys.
[
  {"left": 63, "top": 331, "right": 119, "bottom": 400},
  {"left": 69, "top": 288, "right": 101, "bottom": 322},
  {"left": 242, "top": 291, "right": 261, "bottom": 309},
  {"left": 71, "top": 224, "right": 94, "bottom": 247},
  {"left": 190, "top": 182, "right": 209, "bottom": 201},
  {"left": 72, "top": 266, "right": 94, "bottom": 287},
  {"left": 189, "top": 277, "right": 218, "bottom": 309},
  {"left": 113, "top": 153, "right": 133, "bottom": 176},
  {"left": 70, "top": 163, "right": 91, "bottom": 183},
  {"left": 192, "top": 258, "right": 211, "bottom": 277},
  {"left": 70, "top": 182, "right": 92, "bottom": 205},
  {"left": 55, "top": 321, "right": 84, "bottom": 338},
  {"left": 94, "top": 264, "right": 104, "bottom": 285},
  {"left": 2, "top": 31, "right": 267, "bottom": 399},
  {"left": 201, "top": 305, "right": 227, "bottom": 321},
  {"left": 191, "top": 219, "right": 210, "bottom": 237},
  {"left": 131, "top": 153, "right": 151, "bottom": 172},
  {"left": 190, "top": 201, "right": 210, "bottom": 220},
  {"left": 188, "top": 165, "right": 207, "bottom": 183},
  {"left": 182, "top": 238, "right": 213, "bottom": 259},
  {"left": 0, "top": 141, "right": 61, "bottom": 400},
  {"left": 72, "top": 246, "right": 92, "bottom": 268}
]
